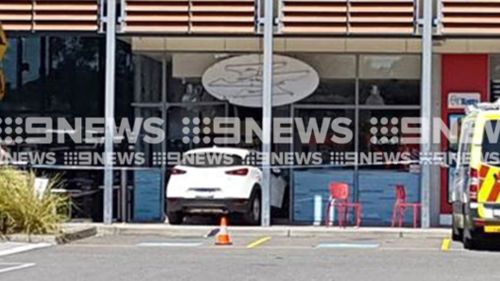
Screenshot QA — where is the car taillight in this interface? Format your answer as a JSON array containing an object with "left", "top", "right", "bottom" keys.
[
  {"left": 469, "top": 168, "right": 479, "bottom": 202},
  {"left": 225, "top": 168, "right": 249, "bottom": 176},
  {"left": 171, "top": 168, "right": 186, "bottom": 175}
]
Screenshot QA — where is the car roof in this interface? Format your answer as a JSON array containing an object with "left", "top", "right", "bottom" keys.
[{"left": 184, "top": 147, "right": 253, "bottom": 158}]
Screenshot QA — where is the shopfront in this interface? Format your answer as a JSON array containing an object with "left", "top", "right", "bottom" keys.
[
  {"left": 14, "top": 33, "right": 500, "bottom": 226},
  {"left": 14, "top": 36, "right": 500, "bottom": 227},
  {"left": 1, "top": 0, "right": 500, "bottom": 228},
  {"left": 10, "top": 32, "right": 485, "bottom": 226},
  {"left": 0, "top": 31, "right": 426, "bottom": 225}
]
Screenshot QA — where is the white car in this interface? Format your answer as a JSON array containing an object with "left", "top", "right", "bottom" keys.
[{"left": 166, "top": 147, "right": 287, "bottom": 224}]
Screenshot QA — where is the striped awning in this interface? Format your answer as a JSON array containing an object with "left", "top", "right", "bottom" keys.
[
  {"left": 441, "top": 0, "right": 500, "bottom": 35},
  {"left": 279, "top": 0, "right": 416, "bottom": 35},
  {"left": 0, "top": 0, "right": 99, "bottom": 32},
  {"left": 122, "top": 0, "right": 256, "bottom": 34}
]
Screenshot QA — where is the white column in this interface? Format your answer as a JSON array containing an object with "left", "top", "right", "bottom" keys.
[
  {"left": 420, "top": 0, "right": 433, "bottom": 228},
  {"left": 261, "top": 0, "right": 274, "bottom": 226},
  {"left": 104, "top": 0, "right": 117, "bottom": 225}
]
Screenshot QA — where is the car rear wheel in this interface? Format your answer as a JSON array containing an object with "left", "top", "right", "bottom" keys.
[
  {"left": 245, "top": 188, "right": 261, "bottom": 225},
  {"left": 167, "top": 212, "right": 184, "bottom": 225}
]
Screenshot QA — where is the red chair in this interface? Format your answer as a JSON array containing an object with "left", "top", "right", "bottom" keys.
[
  {"left": 391, "top": 184, "right": 421, "bottom": 228},
  {"left": 325, "top": 182, "right": 362, "bottom": 227}
]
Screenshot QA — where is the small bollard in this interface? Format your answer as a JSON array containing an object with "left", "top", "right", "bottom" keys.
[{"left": 313, "top": 195, "right": 322, "bottom": 226}]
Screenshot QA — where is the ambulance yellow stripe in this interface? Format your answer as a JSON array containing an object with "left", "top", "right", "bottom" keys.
[
  {"left": 487, "top": 179, "right": 500, "bottom": 202},
  {"left": 478, "top": 166, "right": 498, "bottom": 217},
  {"left": 479, "top": 167, "right": 496, "bottom": 202}
]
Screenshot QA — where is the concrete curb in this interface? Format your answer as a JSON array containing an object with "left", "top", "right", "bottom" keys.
[
  {"left": 94, "top": 224, "right": 451, "bottom": 239},
  {"left": 57, "top": 225, "right": 98, "bottom": 244},
  {"left": 0, "top": 225, "right": 97, "bottom": 245}
]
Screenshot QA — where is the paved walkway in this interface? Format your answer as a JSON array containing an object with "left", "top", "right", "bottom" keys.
[
  {"left": 1, "top": 233, "right": 493, "bottom": 281},
  {"left": 69, "top": 223, "right": 451, "bottom": 239}
]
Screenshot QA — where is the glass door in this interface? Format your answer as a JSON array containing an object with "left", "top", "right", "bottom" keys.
[{"left": 292, "top": 106, "right": 356, "bottom": 223}]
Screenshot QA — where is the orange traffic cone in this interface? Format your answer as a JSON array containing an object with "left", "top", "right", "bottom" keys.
[{"left": 215, "top": 216, "right": 232, "bottom": 246}]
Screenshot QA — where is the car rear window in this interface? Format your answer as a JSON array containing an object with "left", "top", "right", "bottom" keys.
[
  {"left": 481, "top": 120, "right": 500, "bottom": 166},
  {"left": 181, "top": 153, "right": 244, "bottom": 167}
]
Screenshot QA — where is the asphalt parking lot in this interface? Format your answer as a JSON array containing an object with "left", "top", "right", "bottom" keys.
[{"left": 0, "top": 232, "right": 499, "bottom": 281}]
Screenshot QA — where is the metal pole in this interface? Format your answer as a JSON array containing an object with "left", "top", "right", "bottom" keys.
[
  {"left": 104, "top": 0, "right": 117, "bottom": 225},
  {"left": 420, "top": 0, "right": 433, "bottom": 228},
  {"left": 161, "top": 56, "right": 167, "bottom": 221},
  {"left": 120, "top": 169, "right": 127, "bottom": 222},
  {"left": 261, "top": 0, "right": 274, "bottom": 226}
]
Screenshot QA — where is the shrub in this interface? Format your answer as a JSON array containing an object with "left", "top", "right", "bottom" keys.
[{"left": 0, "top": 167, "right": 69, "bottom": 235}]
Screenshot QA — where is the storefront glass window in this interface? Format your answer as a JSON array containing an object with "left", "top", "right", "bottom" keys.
[
  {"left": 490, "top": 55, "right": 500, "bottom": 102},
  {"left": 135, "top": 107, "right": 163, "bottom": 167},
  {"left": 116, "top": 40, "right": 134, "bottom": 118},
  {"left": 359, "top": 55, "right": 420, "bottom": 105},
  {"left": 0, "top": 35, "right": 133, "bottom": 222},
  {"left": 357, "top": 109, "right": 421, "bottom": 226},
  {"left": 300, "top": 79, "right": 355, "bottom": 104},
  {"left": 136, "top": 56, "right": 162, "bottom": 103},
  {"left": 166, "top": 105, "right": 228, "bottom": 153},
  {"left": 490, "top": 55, "right": 500, "bottom": 80},
  {"left": 292, "top": 108, "right": 356, "bottom": 222},
  {"left": 296, "top": 54, "right": 355, "bottom": 104},
  {"left": 359, "top": 80, "right": 420, "bottom": 105},
  {"left": 291, "top": 54, "right": 422, "bottom": 225},
  {"left": 294, "top": 108, "right": 355, "bottom": 157},
  {"left": 358, "top": 110, "right": 420, "bottom": 165},
  {"left": 1, "top": 37, "right": 44, "bottom": 112},
  {"left": 2, "top": 39, "right": 17, "bottom": 92},
  {"left": 167, "top": 77, "right": 219, "bottom": 103},
  {"left": 47, "top": 36, "right": 103, "bottom": 116},
  {"left": 359, "top": 55, "right": 420, "bottom": 79},
  {"left": 1, "top": 39, "right": 18, "bottom": 110},
  {"left": 168, "top": 53, "right": 231, "bottom": 103},
  {"left": 131, "top": 52, "right": 422, "bottom": 225},
  {"left": 0, "top": 35, "right": 128, "bottom": 117},
  {"left": 21, "top": 37, "right": 42, "bottom": 85}
]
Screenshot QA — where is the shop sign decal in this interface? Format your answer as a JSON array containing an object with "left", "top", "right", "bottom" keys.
[
  {"left": 202, "top": 54, "right": 319, "bottom": 107},
  {"left": 447, "top": 92, "right": 481, "bottom": 109}
]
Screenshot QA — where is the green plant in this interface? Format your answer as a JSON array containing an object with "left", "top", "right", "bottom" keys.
[{"left": 0, "top": 167, "right": 69, "bottom": 235}]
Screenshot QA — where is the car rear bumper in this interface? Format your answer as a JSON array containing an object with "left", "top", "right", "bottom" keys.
[{"left": 166, "top": 198, "right": 250, "bottom": 214}]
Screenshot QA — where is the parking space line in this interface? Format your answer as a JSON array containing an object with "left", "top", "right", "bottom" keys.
[
  {"left": 137, "top": 242, "right": 203, "bottom": 247},
  {"left": 0, "top": 263, "right": 36, "bottom": 274},
  {"left": 382, "top": 247, "right": 459, "bottom": 252},
  {"left": 316, "top": 242, "right": 380, "bottom": 249},
  {"left": 0, "top": 243, "right": 51, "bottom": 257},
  {"left": 247, "top": 236, "right": 272, "bottom": 249},
  {"left": 441, "top": 238, "right": 451, "bottom": 251}
]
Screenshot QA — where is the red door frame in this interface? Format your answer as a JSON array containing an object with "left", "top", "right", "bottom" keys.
[{"left": 440, "top": 54, "right": 489, "bottom": 214}]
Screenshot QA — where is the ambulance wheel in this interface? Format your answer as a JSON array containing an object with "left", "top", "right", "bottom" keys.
[
  {"left": 463, "top": 217, "right": 480, "bottom": 250},
  {"left": 452, "top": 218, "right": 463, "bottom": 242},
  {"left": 167, "top": 212, "right": 184, "bottom": 225},
  {"left": 463, "top": 228, "right": 478, "bottom": 250}
]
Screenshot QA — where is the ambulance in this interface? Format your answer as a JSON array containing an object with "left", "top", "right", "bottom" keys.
[{"left": 451, "top": 102, "right": 500, "bottom": 249}]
